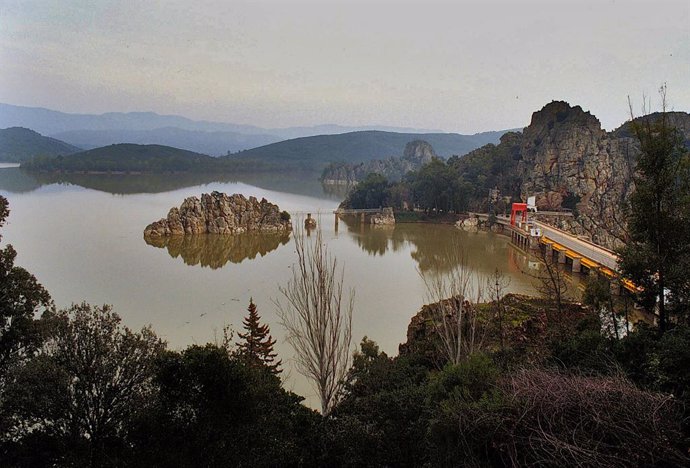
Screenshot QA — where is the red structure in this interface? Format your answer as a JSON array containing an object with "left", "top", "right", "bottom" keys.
[{"left": 510, "top": 202, "right": 528, "bottom": 226}]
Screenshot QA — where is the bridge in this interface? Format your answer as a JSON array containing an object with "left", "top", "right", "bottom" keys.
[
  {"left": 473, "top": 213, "right": 635, "bottom": 293},
  {"left": 333, "top": 208, "right": 386, "bottom": 215}
]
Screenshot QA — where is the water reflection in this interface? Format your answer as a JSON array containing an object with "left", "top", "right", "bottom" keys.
[
  {"left": 0, "top": 168, "right": 339, "bottom": 199},
  {"left": 144, "top": 232, "right": 291, "bottom": 268},
  {"left": 339, "top": 216, "right": 531, "bottom": 276},
  {"left": 0, "top": 167, "right": 44, "bottom": 193},
  {"left": 320, "top": 182, "right": 350, "bottom": 200}
]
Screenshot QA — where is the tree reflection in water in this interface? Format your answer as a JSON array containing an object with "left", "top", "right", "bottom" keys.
[
  {"left": 339, "top": 216, "right": 531, "bottom": 277},
  {"left": 144, "top": 232, "right": 290, "bottom": 269}
]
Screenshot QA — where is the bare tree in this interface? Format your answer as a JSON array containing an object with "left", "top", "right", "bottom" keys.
[
  {"left": 276, "top": 225, "right": 353, "bottom": 415},
  {"left": 488, "top": 268, "right": 510, "bottom": 351},
  {"left": 531, "top": 245, "right": 568, "bottom": 317},
  {"left": 419, "top": 247, "right": 487, "bottom": 365}
]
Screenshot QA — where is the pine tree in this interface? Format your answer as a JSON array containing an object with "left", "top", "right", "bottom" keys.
[
  {"left": 236, "top": 299, "right": 281, "bottom": 374},
  {"left": 619, "top": 89, "right": 690, "bottom": 333}
]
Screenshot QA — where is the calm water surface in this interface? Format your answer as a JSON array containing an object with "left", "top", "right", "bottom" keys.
[{"left": 0, "top": 168, "right": 542, "bottom": 404}]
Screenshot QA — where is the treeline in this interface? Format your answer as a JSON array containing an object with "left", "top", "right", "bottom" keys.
[
  {"left": 1, "top": 192, "right": 690, "bottom": 466},
  {"left": 20, "top": 143, "right": 314, "bottom": 174},
  {"left": 341, "top": 132, "right": 523, "bottom": 213}
]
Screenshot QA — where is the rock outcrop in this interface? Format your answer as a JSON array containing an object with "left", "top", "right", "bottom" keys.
[
  {"left": 321, "top": 140, "right": 438, "bottom": 184},
  {"left": 457, "top": 101, "right": 690, "bottom": 249},
  {"left": 515, "top": 101, "right": 637, "bottom": 248},
  {"left": 144, "top": 191, "right": 292, "bottom": 237},
  {"left": 456, "top": 216, "right": 479, "bottom": 232},
  {"left": 369, "top": 207, "right": 395, "bottom": 225}
]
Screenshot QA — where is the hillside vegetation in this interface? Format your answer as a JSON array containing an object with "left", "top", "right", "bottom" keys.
[
  {"left": 229, "top": 130, "right": 507, "bottom": 168},
  {"left": 0, "top": 127, "right": 80, "bottom": 162},
  {"left": 22, "top": 129, "right": 509, "bottom": 174},
  {"left": 22, "top": 143, "right": 219, "bottom": 173},
  {"left": 51, "top": 127, "right": 282, "bottom": 156}
]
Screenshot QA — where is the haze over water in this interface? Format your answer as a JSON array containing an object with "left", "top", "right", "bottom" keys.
[{"left": 0, "top": 167, "right": 540, "bottom": 404}]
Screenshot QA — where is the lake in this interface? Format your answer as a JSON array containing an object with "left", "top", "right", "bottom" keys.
[{"left": 0, "top": 167, "right": 543, "bottom": 405}]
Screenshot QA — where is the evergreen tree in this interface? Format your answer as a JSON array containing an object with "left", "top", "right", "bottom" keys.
[
  {"left": 619, "top": 92, "right": 690, "bottom": 333},
  {"left": 236, "top": 299, "right": 281, "bottom": 374},
  {"left": 0, "top": 196, "right": 52, "bottom": 387}
]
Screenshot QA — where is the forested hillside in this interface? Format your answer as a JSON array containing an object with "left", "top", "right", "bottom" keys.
[{"left": 0, "top": 127, "right": 80, "bottom": 162}]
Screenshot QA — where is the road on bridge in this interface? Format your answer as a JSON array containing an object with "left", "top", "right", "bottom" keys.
[{"left": 534, "top": 221, "right": 619, "bottom": 271}]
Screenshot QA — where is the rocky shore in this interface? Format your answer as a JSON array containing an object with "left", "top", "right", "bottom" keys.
[{"left": 144, "top": 191, "right": 292, "bottom": 237}]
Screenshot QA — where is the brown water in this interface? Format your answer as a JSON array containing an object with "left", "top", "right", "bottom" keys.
[{"left": 0, "top": 168, "right": 541, "bottom": 405}]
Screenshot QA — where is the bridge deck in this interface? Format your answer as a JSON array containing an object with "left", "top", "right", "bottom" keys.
[{"left": 334, "top": 208, "right": 384, "bottom": 214}]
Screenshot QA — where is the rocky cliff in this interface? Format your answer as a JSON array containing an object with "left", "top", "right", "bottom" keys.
[
  {"left": 144, "top": 191, "right": 292, "bottom": 237},
  {"left": 321, "top": 140, "right": 437, "bottom": 184},
  {"left": 458, "top": 101, "right": 690, "bottom": 249}
]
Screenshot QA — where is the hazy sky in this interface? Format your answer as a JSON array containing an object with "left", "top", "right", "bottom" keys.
[{"left": 1, "top": 0, "right": 688, "bottom": 133}]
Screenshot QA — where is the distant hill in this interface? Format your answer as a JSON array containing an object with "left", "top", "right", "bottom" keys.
[
  {"left": 22, "top": 143, "right": 218, "bottom": 173},
  {"left": 228, "top": 130, "right": 509, "bottom": 169},
  {"left": 0, "top": 127, "right": 81, "bottom": 162},
  {"left": 51, "top": 127, "right": 282, "bottom": 156},
  {"left": 0, "top": 102, "right": 448, "bottom": 140}
]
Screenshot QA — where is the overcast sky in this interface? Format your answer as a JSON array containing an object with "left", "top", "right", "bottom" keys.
[{"left": 1, "top": 0, "right": 688, "bottom": 133}]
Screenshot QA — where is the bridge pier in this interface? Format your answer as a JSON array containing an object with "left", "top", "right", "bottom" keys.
[
  {"left": 572, "top": 257, "right": 581, "bottom": 273},
  {"left": 557, "top": 248, "right": 566, "bottom": 264}
]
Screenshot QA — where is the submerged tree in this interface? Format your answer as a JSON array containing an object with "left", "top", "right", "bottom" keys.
[
  {"left": 619, "top": 86, "right": 690, "bottom": 333},
  {"left": 276, "top": 225, "right": 354, "bottom": 415},
  {"left": 236, "top": 298, "right": 281, "bottom": 374}
]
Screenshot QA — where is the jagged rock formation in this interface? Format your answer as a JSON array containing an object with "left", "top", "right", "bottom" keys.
[
  {"left": 144, "top": 191, "right": 292, "bottom": 237},
  {"left": 321, "top": 140, "right": 437, "bottom": 184},
  {"left": 457, "top": 101, "right": 690, "bottom": 249},
  {"left": 369, "top": 208, "right": 395, "bottom": 225},
  {"left": 516, "top": 101, "right": 637, "bottom": 248}
]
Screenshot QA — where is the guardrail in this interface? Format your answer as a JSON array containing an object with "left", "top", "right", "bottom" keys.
[{"left": 334, "top": 208, "right": 385, "bottom": 214}]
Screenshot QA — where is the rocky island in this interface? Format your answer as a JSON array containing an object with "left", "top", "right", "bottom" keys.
[{"left": 144, "top": 191, "right": 292, "bottom": 237}]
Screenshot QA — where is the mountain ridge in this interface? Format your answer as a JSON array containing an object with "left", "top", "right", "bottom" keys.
[
  {"left": 0, "top": 102, "right": 452, "bottom": 140},
  {"left": 0, "top": 127, "right": 81, "bottom": 162}
]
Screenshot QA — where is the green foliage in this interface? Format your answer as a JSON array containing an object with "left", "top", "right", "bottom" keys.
[
  {"left": 618, "top": 110, "right": 690, "bottom": 331},
  {"left": 233, "top": 130, "right": 503, "bottom": 170},
  {"left": 330, "top": 338, "right": 433, "bottom": 466},
  {"left": 406, "top": 158, "right": 467, "bottom": 212},
  {"left": 236, "top": 299, "right": 281, "bottom": 374},
  {"left": 426, "top": 355, "right": 507, "bottom": 466},
  {"left": 341, "top": 134, "right": 524, "bottom": 213},
  {"left": 447, "top": 131, "right": 523, "bottom": 211},
  {"left": 280, "top": 210, "right": 291, "bottom": 221},
  {"left": 427, "top": 354, "right": 500, "bottom": 403},
  {"left": 0, "top": 127, "right": 80, "bottom": 162},
  {"left": 342, "top": 173, "right": 391, "bottom": 209},
  {"left": 2, "top": 303, "right": 164, "bottom": 467},
  {"left": 547, "top": 314, "right": 614, "bottom": 373},
  {"left": 133, "top": 344, "right": 318, "bottom": 467},
  {"left": 582, "top": 274, "right": 612, "bottom": 311},
  {"left": 0, "top": 196, "right": 52, "bottom": 387}
]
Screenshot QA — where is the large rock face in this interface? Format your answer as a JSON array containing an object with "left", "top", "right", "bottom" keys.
[
  {"left": 144, "top": 192, "right": 292, "bottom": 237},
  {"left": 458, "top": 101, "right": 690, "bottom": 249},
  {"left": 516, "top": 101, "right": 640, "bottom": 248},
  {"left": 321, "top": 140, "right": 438, "bottom": 184}
]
